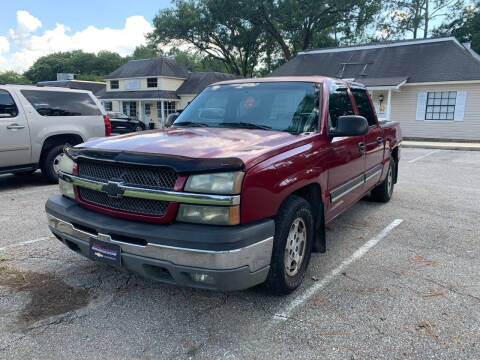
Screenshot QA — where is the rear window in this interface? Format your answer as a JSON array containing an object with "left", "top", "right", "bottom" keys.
[
  {"left": 21, "top": 90, "right": 101, "bottom": 116},
  {"left": 0, "top": 89, "right": 19, "bottom": 118}
]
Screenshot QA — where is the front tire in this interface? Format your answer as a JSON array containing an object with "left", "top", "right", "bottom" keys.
[
  {"left": 371, "top": 157, "right": 395, "bottom": 203},
  {"left": 265, "top": 196, "right": 314, "bottom": 295},
  {"left": 41, "top": 145, "right": 64, "bottom": 183}
]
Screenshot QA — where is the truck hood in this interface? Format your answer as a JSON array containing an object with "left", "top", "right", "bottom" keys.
[{"left": 79, "top": 127, "right": 312, "bottom": 170}]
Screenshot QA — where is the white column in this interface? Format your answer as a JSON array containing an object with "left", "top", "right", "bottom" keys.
[
  {"left": 161, "top": 101, "right": 165, "bottom": 129},
  {"left": 138, "top": 101, "right": 143, "bottom": 123},
  {"left": 386, "top": 90, "right": 392, "bottom": 121}
]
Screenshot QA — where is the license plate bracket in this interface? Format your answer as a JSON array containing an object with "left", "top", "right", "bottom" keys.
[{"left": 89, "top": 238, "right": 121, "bottom": 268}]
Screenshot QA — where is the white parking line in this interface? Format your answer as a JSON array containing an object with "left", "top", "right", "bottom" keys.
[
  {"left": 408, "top": 150, "right": 441, "bottom": 163},
  {"left": 0, "top": 236, "right": 52, "bottom": 252},
  {"left": 273, "top": 219, "right": 404, "bottom": 322}
]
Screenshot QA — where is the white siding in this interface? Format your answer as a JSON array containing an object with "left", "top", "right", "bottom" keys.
[
  {"left": 178, "top": 95, "right": 196, "bottom": 110},
  {"left": 389, "top": 83, "right": 480, "bottom": 140}
]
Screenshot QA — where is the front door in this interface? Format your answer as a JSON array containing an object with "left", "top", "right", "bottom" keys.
[
  {"left": 0, "top": 89, "right": 31, "bottom": 168},
  {"left": 325, "top": 86, "right": 366, "bottom": 221},
  {"left": 351, "top": 88, "right": 384, "bottom": 187},
  {"left": 144, "top": 103, "right": 151, "bottom": 123}
]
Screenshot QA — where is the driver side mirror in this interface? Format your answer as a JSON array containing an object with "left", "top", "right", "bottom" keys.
[
  {"left": 329, "top": 115, "right": 368, "bottom": 137},
  {"left": 165, "top": 112, "right": 180, "bottom": 128}
]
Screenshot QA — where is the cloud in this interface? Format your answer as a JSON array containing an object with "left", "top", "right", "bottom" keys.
[
  {"left": 1, "top": 11, "right": 153, "bottom": 72},
  {"left": 0, "top": 36, "right": 9, "bottom": 54}
]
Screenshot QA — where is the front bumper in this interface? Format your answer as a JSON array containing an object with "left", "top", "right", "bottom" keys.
[{"left": 45, "top": 195, "right": 274, "bottom": 291}]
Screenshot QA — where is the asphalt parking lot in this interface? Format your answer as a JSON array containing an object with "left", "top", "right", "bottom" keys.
[{"left": 0, "top": 147, "right": 479, "bottom": 360}]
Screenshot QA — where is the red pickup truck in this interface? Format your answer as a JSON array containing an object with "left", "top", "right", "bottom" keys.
[{"left": 46, "top": 76, "right": 401, "bottom": 294}]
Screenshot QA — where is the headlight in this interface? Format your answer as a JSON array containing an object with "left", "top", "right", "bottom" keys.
[
  {"left": 176, "top": 204, "right": 240, "bottom": 225},
  {"left": 58, "top": 153, "right": 75, "bottom": 174},
  {"left": 58, "top": 154, "right": 75, "bottom": 199},
  {"left": 184, "top": 172, "right": 244, "bottom": 194}
]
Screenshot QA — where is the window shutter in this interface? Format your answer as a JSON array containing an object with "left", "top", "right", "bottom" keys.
[
  {"left": 454, "top": 91, "right": 466, "bottom": 121},
  {"left": 416, "top": 92, "right": 427, "bottom": 120}
]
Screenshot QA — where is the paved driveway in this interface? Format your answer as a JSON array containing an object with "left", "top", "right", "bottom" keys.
[{"left": 0, "top": 148, "right": 479, "bottom": 359}]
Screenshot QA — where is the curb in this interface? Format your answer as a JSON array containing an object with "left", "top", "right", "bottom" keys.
[{"left": 402, "top": 144, "right": 480, "bottom": 151}]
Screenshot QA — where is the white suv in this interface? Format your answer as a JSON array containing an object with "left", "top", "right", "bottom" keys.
[{"left": 0, "top": 84, "right": 110, "bottom": 182}]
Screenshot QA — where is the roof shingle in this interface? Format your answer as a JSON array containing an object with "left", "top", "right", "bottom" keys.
[
  {"left": 105, "top": 58, "right": 190, "bottom": 79},
  {"left": 177, "top": 72, "right": 240, "bottom": 94},
  {"left": 269, "top": 38, "right": 480, "bottom": 85}
]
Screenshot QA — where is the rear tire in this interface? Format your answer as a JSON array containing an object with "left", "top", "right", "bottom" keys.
[
  {"left": 41, "top": 145, "right": 64, "bottom": 183},
  {"left": 371, "top": 157, "right": 395, "bottom": 203},
  {"left": 265, "top": 195, "right": 314, "bottom": 295}
]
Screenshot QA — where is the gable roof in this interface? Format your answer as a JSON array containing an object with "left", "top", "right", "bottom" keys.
[
  {"left": 105, "top": 58, "right": 190, "bottom": 79},
  {"left": 269, "top": 37, "right": 480, "bottom": 86},
  {"left": 177, "top": 72, "right": 240, "bottom": 94},
  {"left": 36, "top": 80, "right": 105, "bottom": 96}
]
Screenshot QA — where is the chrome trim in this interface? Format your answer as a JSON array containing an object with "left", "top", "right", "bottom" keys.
[
  {"left": 0, "top": 144, "right": 30, "bottom": 152},
  {"left": 365, "top": 165, "right": 382, "bottom": 182},
  {"left": 47, "top": 214, "right": 272, "bottom": 272},
  {"left": 59, "top": 172, "right": 240, "bottom": 206},
  {"left": 330, "top": 173, "right": 365, "bottom": 203},
  {"left": 330, "top": 164, "right": 384, "bottom": 203}
]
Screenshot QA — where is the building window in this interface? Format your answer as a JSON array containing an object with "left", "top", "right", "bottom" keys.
[
  {"left": 157, "top": 101, "right": 176, "bottom": 119},
  {"left": 110, "top": 80, "right": 119, "bottom": 89},
  {"left": 122, "top": 101, "right": 136, "bottom": 118},
  {"left": 103, "top": 101, "right": 112, "bottom": 112},
  {"left": 426, "top": 91, "right": 456, "bottom": 120},
  {"left": 147, "top": 78, "right": 157, "bottom": 88}
]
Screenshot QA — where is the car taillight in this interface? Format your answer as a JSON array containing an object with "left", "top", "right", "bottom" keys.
[{"left": 103, "top": 115, "right": 111, "bottom": 136}]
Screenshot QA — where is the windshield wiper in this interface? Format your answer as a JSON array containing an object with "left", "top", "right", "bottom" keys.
[
  {"left": 173, "top": 121, "right": 209, "bottom": 128},
  {"left": 220, "top": 122, "right": 272, "bottom": 130}
]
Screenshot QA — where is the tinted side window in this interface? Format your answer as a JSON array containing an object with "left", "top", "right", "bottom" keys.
[
  {"left": 21, "top": 90, "right": 101, "bottom": 116},
  {"left": 352, "top": 89, "right": 376, "bottom": 126},
  {"left": 0, "top": 90, "right": 19, "bottom": 118},
  {"left": 328, "top": 88, "right": 354, "bottom": 128}
]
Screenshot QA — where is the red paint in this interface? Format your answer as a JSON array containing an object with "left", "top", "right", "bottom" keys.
[{"left": 73, "top": 77, "right": 401, "bottom": 226}]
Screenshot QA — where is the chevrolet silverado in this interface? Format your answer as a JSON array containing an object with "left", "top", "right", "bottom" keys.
[{"left": 45, "top": 76, "right": 401, "bottom": 294}]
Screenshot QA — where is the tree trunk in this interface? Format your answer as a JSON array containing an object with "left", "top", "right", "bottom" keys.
[{"left": 423, "top": 0, "right": 429, "bottom": 38}]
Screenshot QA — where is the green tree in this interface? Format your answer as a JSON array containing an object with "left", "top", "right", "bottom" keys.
[
  {"left": 379, "top": 0, "right": 465, "bottom": 39},
  {"left": 24, "top": 50, "right": 128, "bottom": 83},
  {"left": 132, "top": 44, "right": 164, "bottom": 59},
  {"left": 0, "top": 71, "right": 31, "bottom": 84},
  {"left": 244, "top": 0, "right": 381, "bottom": 60},
  {"left": 148, "top": 0, "right": 265, "bottom": 76},
  {"left": 435, "top": 2, "right": 480, "bottom": 52},
  {"left": 167, "top": 47, "right": 230, "bottom": 72}
]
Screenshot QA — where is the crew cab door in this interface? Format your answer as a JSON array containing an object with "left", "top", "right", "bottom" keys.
[
  {"left": 325, "top": 86, "right": 366, "bottom": 221},
  {"left": 351, "top": 88, "right": 384, "bottom": 186},
  {"left": 0, "top": 89, "right": 31, "bottom": 167}
]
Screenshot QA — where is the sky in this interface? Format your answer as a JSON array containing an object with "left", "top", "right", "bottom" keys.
[{"left": 0, "top": 0, "right": 172, "bottom": 72}]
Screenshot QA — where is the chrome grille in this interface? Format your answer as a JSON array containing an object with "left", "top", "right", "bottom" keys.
[
  {"left": 78, "top": 188, "right": 169, "bottom": 216},
  {"left": 78, "top": 159, "right": 177, "bottom": 190},
  {"left": 77, "top": 159, "right": 177, "bottom": 218}
]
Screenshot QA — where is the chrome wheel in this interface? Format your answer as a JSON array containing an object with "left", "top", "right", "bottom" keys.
[
  {"left": 284, "top": 218, "right": 307, "bottom": 276},
  {"left": 135, "top": 125, "right": 143, "bottom": 132},
  {"left": 387, "top": 164, "right": 393, "bottom": 196},
  {"left": 53, "top": 154, "right": 63, "bottom": 174}
]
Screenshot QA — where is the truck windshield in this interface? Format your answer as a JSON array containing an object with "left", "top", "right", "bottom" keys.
[{"left": 173, "top": 82, "right": 319, "bottom": 134}]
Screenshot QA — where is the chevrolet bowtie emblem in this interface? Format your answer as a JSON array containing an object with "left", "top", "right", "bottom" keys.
[{"left": 102, "top": 181, "right": 125, "bottom": 198}]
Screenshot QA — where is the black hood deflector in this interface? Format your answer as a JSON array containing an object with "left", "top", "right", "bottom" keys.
[{"left": 66, "top": 147, "right": 245, "bottom": 174}]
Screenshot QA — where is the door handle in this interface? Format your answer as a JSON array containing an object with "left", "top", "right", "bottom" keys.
[
  {"left": 7, "top": 123, "right": 25, "bottom": 130},
  {"left": 376, "top": 137, "right": 383, "bottom": 146},
  {"left": 358, "top": 142, "right": 366, "bottom": 153}
]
